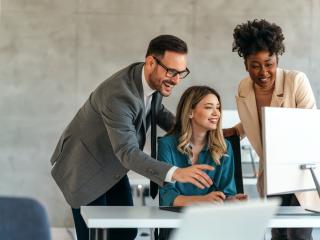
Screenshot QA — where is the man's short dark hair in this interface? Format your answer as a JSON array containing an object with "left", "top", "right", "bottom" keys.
[
  {"left": 146, "top": 35, "right": 188, "bottom": 58},
  {"left": 232, "top": 19, "right": 285, "bottom": 59}
]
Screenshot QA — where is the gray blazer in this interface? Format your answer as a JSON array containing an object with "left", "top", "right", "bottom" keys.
[{"left": 50, "top": 63, "right": 175, "bottom": 208}]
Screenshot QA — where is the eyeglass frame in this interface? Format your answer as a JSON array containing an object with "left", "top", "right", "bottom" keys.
[{"left": 152, "top": 56, "right": 190, "bottom": 79}]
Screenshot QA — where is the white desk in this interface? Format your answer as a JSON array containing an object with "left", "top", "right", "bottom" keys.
[{"left": 81, "top": 206, "right": 320, "bottom": 240}]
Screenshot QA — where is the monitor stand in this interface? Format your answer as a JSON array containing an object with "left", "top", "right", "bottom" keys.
[
  {"left": 300, "top": 164, "right": 320, "bottom": 198},
  {"left": 300, "top": 163, "right": 320, "bottom": 213},
  {"left": 276, "top": 206, "right": 320, "bottom": 215}
]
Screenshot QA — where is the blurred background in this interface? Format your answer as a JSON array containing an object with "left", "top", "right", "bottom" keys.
[{"left": 1, "top": 0, "right": 319, "bottom": 235}]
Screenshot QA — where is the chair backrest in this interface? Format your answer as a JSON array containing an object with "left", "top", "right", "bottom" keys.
[
  {"left": 0, "top": 196, "right": 51, "bottom": 240},
  {"left": 225, "top": 134, "right": 244, "bottom": 193},
  {"left": 170, "top": 199, "right": 279, "bottom": 240}
]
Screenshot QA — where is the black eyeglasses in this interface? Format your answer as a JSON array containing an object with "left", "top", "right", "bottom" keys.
[{"left": 153, "top": 56, "right": 190, "bottom": 79}]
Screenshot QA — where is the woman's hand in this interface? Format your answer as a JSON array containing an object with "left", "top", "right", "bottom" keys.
[
  {"left": 225, "top": 193, "right": 248, "bottom": 202},
  {"left": 235, "top": 193, "right": 248, "bottom": 201},
  {"left": 204, "top": 191, "right": 226, "bottom": 204}
]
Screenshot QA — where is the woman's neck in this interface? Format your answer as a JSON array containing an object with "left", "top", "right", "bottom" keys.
[
  {"left": 189, "top": 129, "right": 207, "bottom": 164},
  {"left": 190, "top": 128, "right": 207, "bottom": 148}
]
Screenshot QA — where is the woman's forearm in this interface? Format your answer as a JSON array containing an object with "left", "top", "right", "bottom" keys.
[{"left": 172, "top": 195, "right": 207, "bottom": 206}]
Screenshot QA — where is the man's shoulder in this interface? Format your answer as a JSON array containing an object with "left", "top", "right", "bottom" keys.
[
  {"left": 101, "top": 62, "right": 144, "bottom": 88},
  {"left": 95, "top": 63, "right": 143, "bottom": 96},
  {"left": 89, "top": 62, "right": 144, "bottom": 110}
]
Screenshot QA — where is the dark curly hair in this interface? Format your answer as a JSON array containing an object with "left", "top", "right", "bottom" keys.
[{"left": 232, "top": 19, "right": 285, "bottom": 59}]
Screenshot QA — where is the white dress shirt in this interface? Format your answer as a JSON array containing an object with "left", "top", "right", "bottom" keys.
[{"left": 141, "top": 66, "right": 177, "bottom": 182}]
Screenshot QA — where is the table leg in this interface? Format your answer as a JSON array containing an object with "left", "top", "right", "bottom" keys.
[
  {"left": 89, "top": 228, "right": 107, "bottom": 240},
  {"left": 89, "top": 228, "right": 95, "bottom": 240}
]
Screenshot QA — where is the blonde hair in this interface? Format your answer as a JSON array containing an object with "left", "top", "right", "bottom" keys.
[{"left": 169, "top": 86, "right": 227, "bottom": 164}]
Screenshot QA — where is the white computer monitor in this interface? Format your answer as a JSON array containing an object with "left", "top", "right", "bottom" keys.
[
  {"left": 262, "top": 107, "right": 320, "bottom": 197},
  {"left": 170, "top": 200, "right": 279, "bottom": 240}
]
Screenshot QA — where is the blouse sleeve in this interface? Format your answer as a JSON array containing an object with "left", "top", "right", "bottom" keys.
[
  {"left": 158, "top": 137, "right": 181, "bottom": 206},
  {"left": 217, "top": 141, "right": 237, "bottom": 196}
]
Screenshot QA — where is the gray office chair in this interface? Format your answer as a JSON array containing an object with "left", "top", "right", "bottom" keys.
[
  {"left": 0, "top": 196, "right": 51, "bottom": 240},
  {"left": 241, "top": 144, "right": 258, "bottom": 177}
]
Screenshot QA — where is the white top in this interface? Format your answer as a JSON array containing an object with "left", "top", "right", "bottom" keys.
[
  {"left": 141, "top": 66, "right": 155, "bottom": 115},
  {"left": 141, "top": 66, "right": 177, "bottom": 183}
]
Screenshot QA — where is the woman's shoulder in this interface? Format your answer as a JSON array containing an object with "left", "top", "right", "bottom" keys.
[
  {"left": 281, "top": 68, "right": 308, "bottom": 82},
  {"left": 224, "top": 139, "right": 232, "bottom": 151},
  {"left": 224, "top": 138, "right": 231, "bottom": 145}
]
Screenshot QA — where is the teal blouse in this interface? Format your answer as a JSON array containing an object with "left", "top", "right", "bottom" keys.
[{"left": 158, "top": 135, "right": 237, "bottom": 206}]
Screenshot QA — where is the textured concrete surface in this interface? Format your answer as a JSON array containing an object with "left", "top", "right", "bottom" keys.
[{"left": 1, "top": 0, "right": 320, "bottom": 227}]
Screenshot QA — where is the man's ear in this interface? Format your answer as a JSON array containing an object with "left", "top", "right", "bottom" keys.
[{"left": 145, "top": 55, "right": 155, "bottom": 68}]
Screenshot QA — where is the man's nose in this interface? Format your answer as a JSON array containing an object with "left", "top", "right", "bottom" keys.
[{"left": 170, "top": 74, "right": 180, "bottom": 85}]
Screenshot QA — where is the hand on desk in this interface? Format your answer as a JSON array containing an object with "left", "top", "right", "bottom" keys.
[
  {"left": 173, "top": 192, "right": 248, "bottom": 206},
  {"left": 204, "top": 191, "right": 226, "bottom": 204},
  {"left": 172, "top": 164, "right": 214, "bottom": 189},
  {"left": 225, "top": 193, "right": 248, "bottom": 202},
  {"left": 203, "top": 192, "right": 248, "bottom": 204}
]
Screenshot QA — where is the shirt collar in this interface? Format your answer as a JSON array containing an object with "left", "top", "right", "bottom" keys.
[
  {"left": 188, "top": 143, "right": 209, "bottom": 152},
  {"left": 142, "top": 66, "right": 156, "bottom": 98}
]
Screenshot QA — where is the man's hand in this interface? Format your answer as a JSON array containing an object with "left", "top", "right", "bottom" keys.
[{"left": 172, "top": 164, "right": 214, "bottom": 189}]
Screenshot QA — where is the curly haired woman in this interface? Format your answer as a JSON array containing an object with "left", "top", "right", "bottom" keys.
[{"left": 225, "top": 19, "right": 317, "bottom": 240}]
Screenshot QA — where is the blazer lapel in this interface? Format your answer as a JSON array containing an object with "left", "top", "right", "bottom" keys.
[
  {"left": 236, "top": 78, "right": 263, "bottom": 159},
  {"left": 270, "top": 68, "right": 285, "bottom": 107}
]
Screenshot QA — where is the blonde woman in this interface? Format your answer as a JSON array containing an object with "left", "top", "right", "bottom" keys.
[{"left": 158, "top": 86, "right": 247, "bottom": 207}]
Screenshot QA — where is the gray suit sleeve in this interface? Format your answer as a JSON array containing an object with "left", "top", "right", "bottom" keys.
[{"left": 101, "top": 96, "right": 172, "bottom": 186}]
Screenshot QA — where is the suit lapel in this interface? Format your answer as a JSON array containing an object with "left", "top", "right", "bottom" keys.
[{"left": 132, "top": 62, "right": 148, "bottom": 142}]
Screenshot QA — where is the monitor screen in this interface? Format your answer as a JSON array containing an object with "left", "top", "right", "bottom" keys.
[{"left": 262, "top": 107, "right": 320, "bottom": 196}]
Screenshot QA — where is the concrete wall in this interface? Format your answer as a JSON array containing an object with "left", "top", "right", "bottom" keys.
[{"left": 1, "top": 0, "right": 319, "bottom": 227}]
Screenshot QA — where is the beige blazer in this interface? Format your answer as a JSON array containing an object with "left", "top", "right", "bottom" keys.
[{"left": 235, "top": 68, "right": 318, "bottom": 207}]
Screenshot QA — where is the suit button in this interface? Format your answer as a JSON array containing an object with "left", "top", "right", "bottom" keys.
[{"left": 148, "top": 169, "right": 154, "bottom": 174}]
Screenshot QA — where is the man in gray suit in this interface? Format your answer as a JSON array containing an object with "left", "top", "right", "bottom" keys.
[{"left": 50, "top": 35, "right": 214, "bottom": 240}]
